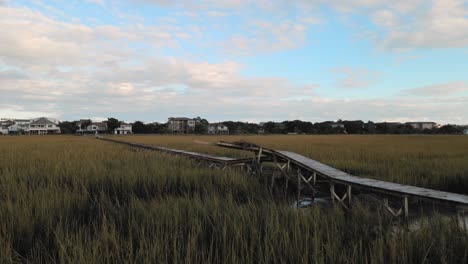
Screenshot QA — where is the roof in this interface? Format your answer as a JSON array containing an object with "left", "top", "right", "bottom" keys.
[
  {"left": 30, "top": 117, "right": 57, "bottom": 125},
  {"left": 92, "top": 121, "right": 107, "bottom": 127},
  {"left": 0, "top": 121, "right": 15, "bottom": 128}
]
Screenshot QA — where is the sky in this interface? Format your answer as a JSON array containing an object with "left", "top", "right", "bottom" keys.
[{"left": 0, "top": 0, "right": 467, "bottom": 124}]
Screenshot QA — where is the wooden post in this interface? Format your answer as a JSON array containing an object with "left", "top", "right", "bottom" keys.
[
  {"left": 313, "top": 172, "right": 317, "bottom": 185},
  {"left": 458, "top": 208, "right": 467, "bottom": 231},
  {"left": 330, "top": 183, "right": 335, "bottom": 203},
  {"left": 347, "top": 185, "right": 352, "bottom": 205},
  {"left": 270, "top": 174, "right": 275, "bottom": 193},
  {"left": 403, "top": 196, "right": 409, "bottom": 219},
  {"left": 257, "top": 147, "right": 263, "bottom": 164},
  {"left": 297, "top": 168, "right": 301, "bottom": 208}
]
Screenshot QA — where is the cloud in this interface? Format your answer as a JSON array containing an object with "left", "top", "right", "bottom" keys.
[
  {"left": 402, "top": 82, "right": 468, "bottom": 97},
  {"left": 206, "top": 10, "right": 227, "bottom": 17},
  {"left": 224, "top": 19, "right": 313, "bottom": 54},
  {"left": 0, "top": 69, "right": 27, "bottom": 80},
  {"left": 86, "top": 0, "right": 104, "bottom": 5},
  {"left": 0, "top": 5, "right": 320, "bottom": 121},
  {"left": 368, "top": 0, "right": 468, "bottom": 51},
  {"left": 331, "top": 67, "right": 381, "bottom": 89},
  {"left": 130, "top": 0, "right": 468, "bottom": 52},
  {"left": 1, "top": 2, "right": 467, "bottom": 124}
]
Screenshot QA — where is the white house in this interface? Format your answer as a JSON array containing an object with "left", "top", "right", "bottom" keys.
[
  {"left": 168, "top": 117, "right": 196, "bottom": 134},
  {"left": 114, "top": 123, "right": 132, "bottom": 135},
  {"left": 0, "top": 118, "right": 29, "bottom": 134},
  {"left": 464, "top": 129, "right": 468, "bottom": 135},
  {"left": 0, "top": 126, "right": 8, "bottom": 135},
  {"left": 0, "top": 120, "right": 11, "bottom": 135},
  {"left": 208, "top": 123, "right": 229, "bottom": 135},
  {"left": 0, "top": 117, "right": 60, "bottom": 134},
  {"left": 28, "top": 117, "right": 61, "bottom": 135},
  {"left": 406, "top": 122, "right": 439, "bottom": 130},
  {"left": 87, "top": 122, "right": 108, "bottom": 134}
]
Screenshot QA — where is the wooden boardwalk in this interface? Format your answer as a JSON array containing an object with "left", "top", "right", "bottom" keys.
[
  {"left": 275, "top": 150, "right": 468, "bottom": 206},
  {"left": 99, "top": 137, "right": 468, "bottom": 217},
  {"left": 210, "top": 141, "right": 468, "bottom": 215},
  {"left": 98, "top": 137, "right": 258, "bottom": 166}
]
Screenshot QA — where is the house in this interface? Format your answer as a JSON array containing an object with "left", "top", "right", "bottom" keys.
[
  {"left": 76, "top": 119, "right": 92, "bottom": 134},
  {"left": 406, "top": 122, "right": 438, "bottom": 130},
  {"left": 28, "top": 117, "right": 61, "bottom": 135},
  {"left": 258, "top": 122, "right": 265, "bottom": 134},
  {"left": 320, "top": 121, "right": 345, "bottom": 129},
  {"left": 2, "top": 118, "right": 30, "bottom": 133},
  {"left": 114, "top": 123, "right": 132, "bottom": 135},
  {"left": 329, "top": 122, "right": 345, "bottom": 129},
  {"left": 208, "top": 123, "right": 229, "bottom": 135},
  {"left": 168, "top": 117, "right": 196, "bottom": 134},
  {"left": 85, "top": 122, "right": 108, "bottom": 134},
  {"left": 88, "top": 122, "right": 107, "bottom": 132},
  {"left": 0, "top": 120, "right": 11, "bottom": 135},
  {"left": 463, "top": 128, "right": 468, "bottom": 135},
  {"left": 0, "top": 123, "right": 9, "bottom": 135}
]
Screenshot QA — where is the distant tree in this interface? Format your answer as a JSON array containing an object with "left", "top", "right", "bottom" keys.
[
  {"left": 438, "top": 125, "right": 463, "bottom": 134},
  {"left": 375, "top": 122, "right": 395, "bottom": 134},
  {"left": 343, "top": 120, "right": 365, "bottom": 134},
  {"left": 315, "top": 122, "right": 344, "bottom": 134},
  {"left": 299, "top": 121, "right": 314, "bottom": 134},
  {"left": 194, "top": 123, "right": 207, "bottom": 134},
  {"left": 263, "top": 122, "right": 276, "bottom": 134},
  {"left": 132, "top": 121, "right": 145, "bottom": 134},
  {"left": 107, "top": 118, "right": 120, "bottom": 133},
  {"left": 364, "top": 121, "right": 376, "bottom": 134},
  {"left": 194, "top": 116, "right": 209, "bottom": 125},
  {"left": 59, "top": 121, "right": 78, "bottom": 134},
  {"left": 80, "top": 119, "right": 92, "bottom": 130}
]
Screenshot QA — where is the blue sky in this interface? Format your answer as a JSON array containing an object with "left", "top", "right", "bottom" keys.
[{"left": 0, "top": 0, "right": 467, "bottom": 124}]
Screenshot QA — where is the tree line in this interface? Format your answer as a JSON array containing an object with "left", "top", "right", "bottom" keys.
[{"left": 58, "top": 118, "right": 468, "bottom": 135}]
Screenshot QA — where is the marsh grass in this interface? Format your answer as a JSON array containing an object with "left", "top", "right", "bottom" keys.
[{"left": 0, "top": 136, "right": 467, "bottom": 263}]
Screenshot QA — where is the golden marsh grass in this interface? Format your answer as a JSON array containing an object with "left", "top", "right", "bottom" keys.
[{"left": 0, "top": 135, "right": 467, "bottom": 263}]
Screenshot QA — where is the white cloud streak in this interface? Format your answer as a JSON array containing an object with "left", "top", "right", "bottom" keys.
[{"left": 402, "top": 82, "right": 468, "bottom": 97}]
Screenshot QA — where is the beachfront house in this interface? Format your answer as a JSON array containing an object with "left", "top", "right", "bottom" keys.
[
  {"left": 208, "top": 123, "right": 229, "bottom": 135},
  {"left": 168, "top": 117, "right": 196, "bottom": 134}
]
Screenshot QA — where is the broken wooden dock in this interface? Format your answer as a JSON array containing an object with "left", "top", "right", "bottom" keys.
[{"left": 98, "top": 137, "right": 468, "bottom": 218}]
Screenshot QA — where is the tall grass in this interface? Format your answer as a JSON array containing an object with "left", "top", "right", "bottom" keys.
[{"left": 0, "top": 136, "right": 467, "bottom": 263}]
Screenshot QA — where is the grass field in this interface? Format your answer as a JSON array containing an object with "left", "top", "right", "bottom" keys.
[{"left": 1, "top": 135, "right": 467, "bottom": 263}]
